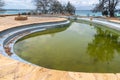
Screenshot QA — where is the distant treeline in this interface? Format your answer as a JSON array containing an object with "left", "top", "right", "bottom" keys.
[
  {"left": 34, "top": 0, "right": 76, "bottom": 15},
  {"left": 0, "top": 0, "right": 76, "bottom": 15}
]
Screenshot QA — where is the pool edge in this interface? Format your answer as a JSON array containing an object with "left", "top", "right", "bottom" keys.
[{"left": 0, "top": 17, "right": 119, "bottom": 80}]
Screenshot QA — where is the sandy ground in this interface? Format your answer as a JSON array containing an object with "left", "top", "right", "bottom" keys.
[
  {"left": 107, "top": 18, "right": 120, "bottom": 23},
  {"left": 0, "top": 16, "right": 120, "bottom": 80},
  {"left": 0, "top": 16, "right": 67, "bottom": 31},
  {"left": 100, "top": 17, "right": 120, "bottom": 23}
]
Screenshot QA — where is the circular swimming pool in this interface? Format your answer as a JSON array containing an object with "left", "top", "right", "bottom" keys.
[{"left": 14, "top": 21, "right": 120, "bottom": 73}]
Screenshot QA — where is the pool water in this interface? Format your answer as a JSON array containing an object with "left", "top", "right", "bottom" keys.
[{"left": 14, "top": 22, "right": 120, "bottom": 73}]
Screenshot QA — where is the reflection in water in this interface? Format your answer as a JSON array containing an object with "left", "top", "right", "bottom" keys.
[
  {"left": 14, "top": 22, "right": 120, "bottom": 73},
  {"left": 87, "top": 27, "right": 120, "bottom": 63}
]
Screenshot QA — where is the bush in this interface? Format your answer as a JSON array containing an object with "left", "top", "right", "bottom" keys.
[
  {"left": 21, "top": 12, "right": 27, "bottom": 15},
  {"left": 15, "top": 16, "right": 28, "bottom": 21},
  {"left": 27, "top": 12, "right": 31, "bottom": 15},
  {"left": 102, "top": 10, "right": 108, "bottom": 17}
]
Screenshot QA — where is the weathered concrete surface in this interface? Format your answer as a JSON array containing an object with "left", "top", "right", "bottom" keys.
[
  {"left": 0, "top": 16, "right": 119, "bottom": 80},
  {"left": 0, "top": 16, "right": 67, "bottom": 31},
  {"left": 78, "top": 17, "right": 120, "bottom": 31},
  {"left": 0, "top": 54, "right": 119, "bottom": 80}
]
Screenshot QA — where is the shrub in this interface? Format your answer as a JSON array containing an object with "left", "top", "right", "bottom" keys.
[{"left": 15, "top": 16, "right": 28, "bottom": 21}]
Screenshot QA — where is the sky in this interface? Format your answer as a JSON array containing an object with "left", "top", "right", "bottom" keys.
[{"left": 3, "top": 0, "right": 99, "bottom": 10}]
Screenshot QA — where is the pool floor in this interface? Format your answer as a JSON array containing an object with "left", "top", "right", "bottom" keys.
[{"left": 14, "top": 22, "right": 120, "bottom": 73}]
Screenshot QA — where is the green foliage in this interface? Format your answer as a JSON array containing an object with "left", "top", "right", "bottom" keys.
[
  {"left": 50, "top": 0, "right": 63, "bottom": 14},
  {"left": 65, "top": 2, "right": 76, "bottom": 15},
  {"left": 93, "top": 0, "right": 120, "bottom": 17},
  {"left": 34, "top": 0, "right": 55, "bottom": 14},
  {"left": 102, "top": 10, "right": 108, "bottom": 16},
  {"left": 34, "top": 0, "right": 76, "bottom": 15}
]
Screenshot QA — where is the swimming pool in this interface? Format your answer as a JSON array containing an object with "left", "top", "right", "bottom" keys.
[{"left": 14, "top": 21, "right": 120, "bottom": 73}]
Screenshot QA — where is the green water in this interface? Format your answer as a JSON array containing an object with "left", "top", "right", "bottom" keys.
[{"left": 14, "top": 22, "right": 120, "bottom": 73}]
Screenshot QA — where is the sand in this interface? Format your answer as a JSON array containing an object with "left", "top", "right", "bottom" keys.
[{"left": 0, "top": 16, "right": 67, "bottom": 31}]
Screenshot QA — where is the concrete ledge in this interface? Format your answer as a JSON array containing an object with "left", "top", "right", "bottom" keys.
[{"left": 78, "top": 18, "right": 120, "bottom": 31}]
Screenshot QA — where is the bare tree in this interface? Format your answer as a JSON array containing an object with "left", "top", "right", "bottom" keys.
[
  {"left": 34, "top": 0, "right": 76, "bottom": 15},
  {"left": 65, "top": 2, "right": 76, "bottom": 15},
  {"left": 50, "top": 0, "right": 63, "bottom": 14},
  {"left": 0, "top": 0, "right": 4, "bottom": 11},
  {"left": 34, "top": 0, "right": 54, "bottom": 14},
  {"left": 93, "top": 0, "right": 120, "bottom": 17}
]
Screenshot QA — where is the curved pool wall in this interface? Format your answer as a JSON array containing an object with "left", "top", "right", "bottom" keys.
[
  {"left": 0, "top": 17, "right": 120, "bottom": 70},
  {"left": 78, "top": 18, "right": 120, "bottom": 31},
  {"left": 14, "top": 21, "right": 120, "bottom": 73},
  {"left": 0, "top": 20, "right": 70, "bottom": 63}
]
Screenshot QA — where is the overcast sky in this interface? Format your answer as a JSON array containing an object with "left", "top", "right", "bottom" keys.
[{"left": 3, "top": 0, "right": 99, "bottom": 10}]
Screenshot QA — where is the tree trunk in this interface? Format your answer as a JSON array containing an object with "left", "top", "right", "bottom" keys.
[{"left": 109, "top": 10, "right": 115, "bottom": 17}]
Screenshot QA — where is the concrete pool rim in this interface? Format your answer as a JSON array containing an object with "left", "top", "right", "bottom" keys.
[
  {"left": 0, "top": 17, "right": 120, "bottom": 73},
  {"left": 78, "top": 18, "right": 120, "bottom": 31}
]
